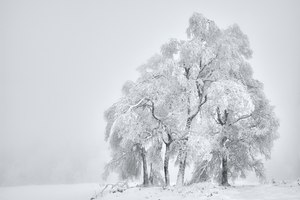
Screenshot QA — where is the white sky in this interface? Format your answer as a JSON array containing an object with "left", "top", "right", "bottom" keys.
[{"left": 1, "top": 0, "right": 300, "bottom": 185}]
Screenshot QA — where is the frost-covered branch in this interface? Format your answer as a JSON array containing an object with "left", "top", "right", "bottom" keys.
[
  {"left": 189, "top": 94, "right": 207, "bottom": 121},
  {"left": 230, "top": 113, "right": 252, "bottom": 126},
  {"left": 105, "top": 143, "right": 140, "bottom": 169},
  {"left": 109, "top": 98, "right": 147, "bottom": 136},
  {"left": 197, "top": 52, "right": 218, "bottom": 79},
  {"left": 216, "top": 107, "right": 225, "bottom": 125},
  {"left": 143, "top": 98, "right": 161, "bottom": 122}
]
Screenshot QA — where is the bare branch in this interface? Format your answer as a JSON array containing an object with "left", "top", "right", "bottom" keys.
[{"left": 96, "top": 181, "right": 129, "bottom": 198}]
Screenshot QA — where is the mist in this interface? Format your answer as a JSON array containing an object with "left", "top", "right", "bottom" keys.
[{"left": 1, "top": 0, "right": 300, "bottom": 186}]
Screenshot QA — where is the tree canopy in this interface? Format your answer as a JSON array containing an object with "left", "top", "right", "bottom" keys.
[{"left": 103, "top": 13, "right": 279, "bottom": 187}]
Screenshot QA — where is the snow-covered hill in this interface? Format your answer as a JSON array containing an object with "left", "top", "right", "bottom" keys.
[
  {"left": 100, "top": 181, "right": 300, "bottom": 200},
  {"left": 0, "top": 181, "right": 299, "bottom": 200}
]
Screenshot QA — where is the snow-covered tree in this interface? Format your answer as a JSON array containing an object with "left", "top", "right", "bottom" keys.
[
  {"left": 136, "top": 54, "right": 187, "bottom": 186},
  {"left": 104, "top": 56, "right": 186, "bottom": 186},
  {"left": 164, "top": 12, "right": 254, "bottom": 186},
  {"left": 103, "top": 98, "right": 153, "bottom": 186},
  {"left": 103, "top": 12, "right": 279, "bottom": 188},
  {"left": 190, "top": 77, "right": 279, "bottom": 185}
]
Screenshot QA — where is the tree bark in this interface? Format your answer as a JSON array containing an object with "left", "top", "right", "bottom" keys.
[
  {"left": 141, "top": 147, "right": 149, "bottom": 186},
  {"left": 176, "top": 117, "right": 192, "bottom": 186},
  {"left": 176, "top": 150, "right": 187, "bottom": 186},
  {"left": 164, "top": 143, "right": 170, "bottom": 186},
  {"left": 221, "top": 155, "right": 230, "bottom": 186},
  {"left": 149, "top": 163, "right": 154, "bottom": 185},
  {"left": 220, "top": 136, "right": 230, "bottom": 186}
]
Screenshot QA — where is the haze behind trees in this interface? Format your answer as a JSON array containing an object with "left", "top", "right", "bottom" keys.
[{"left": 0, "top": 0, "right": 300, "bottom": 186}]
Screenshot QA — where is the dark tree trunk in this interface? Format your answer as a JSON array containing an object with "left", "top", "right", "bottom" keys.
[
  {"left": 149, "top": 163, "right": 154, "bottom": 185},
  {"left": 176, "top": 70, "right": 191, "bottom": 187},
  {"left": 176, "top": 118, "right": 192, "bottom": 186},
  {"left": 141, "top": 147, "right": 149, "bottom": 186},
  {"left": 220, "top": 136, "right": 230, "bottom": 186},
  {"left": 221, "top": 154, "right": 230, "bottom": 186},
  {"left": 164, "top": 143, "right": 170, "bottom": 186},
  {"left": 176, "top": 150, "right": 187, "bottom": 186}
]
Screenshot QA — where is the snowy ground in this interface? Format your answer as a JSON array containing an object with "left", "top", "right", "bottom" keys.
[
  {"left": 0, "top": 181, "right": 299, "bottom": 200},
  {"left": 0, "top": 183, "right": 100, "bottom": 200}
]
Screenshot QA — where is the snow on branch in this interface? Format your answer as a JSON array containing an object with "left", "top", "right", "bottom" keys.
[
  {"left": 197, "top": 52, "right": 219, "bottom": 79},
  {"left": 230, "top": 113, "right": 252, "bottom": 126},
  {"left": 109, "top": 98, "right": 147, "bottom": 137}
]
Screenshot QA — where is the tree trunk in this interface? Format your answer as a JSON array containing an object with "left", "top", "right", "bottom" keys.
[
  {"left": 221, "top": 154, "right": 230, "bottom": 186},
  {"left": 141, "top": 147, "right": 149, "bottom": 186},
  {"left": 176, "top": 150, "right": 187, "bottom": 186},
  {"left": 149, "top": 163, "right": 154, "bottom": 185},
  {"left": 164, "top": 143, "right": 170, "bottom": 186},
  {"left": 176, "top": 118, "right": 192, "bottom": 186},
  {"left": 220, "top": 136, "right": 230, "bottom": 186}
]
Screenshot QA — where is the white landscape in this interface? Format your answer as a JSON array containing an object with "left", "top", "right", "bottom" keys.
[
  {"left": 1, "top": 180, "right": 300, "bottom": 200},
  {"left": 1, "top": 1, "right": 300, "bottom": 200}
]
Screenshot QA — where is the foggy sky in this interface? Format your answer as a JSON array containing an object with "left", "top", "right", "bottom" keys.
[{"left": 1, "top": 0, "right": 300, "bottom": 186}]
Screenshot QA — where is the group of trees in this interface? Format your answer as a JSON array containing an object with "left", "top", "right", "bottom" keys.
[{"left": 103, "top": 13, "right": 279, "bottom": 187}]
